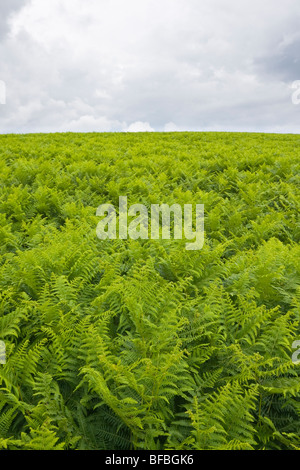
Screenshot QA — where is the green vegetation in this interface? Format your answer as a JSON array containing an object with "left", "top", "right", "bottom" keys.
[{"left": 0, "top": 131, "right": 300, "bottom": 450}]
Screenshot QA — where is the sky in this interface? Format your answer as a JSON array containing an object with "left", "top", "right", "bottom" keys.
[{"left": 0, "top": 0, "right": 299, "bottom": 134}]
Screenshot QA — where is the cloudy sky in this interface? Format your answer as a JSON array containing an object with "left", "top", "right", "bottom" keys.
[{"left": 0, "top": 0, "right": 299, "bottom": 134}]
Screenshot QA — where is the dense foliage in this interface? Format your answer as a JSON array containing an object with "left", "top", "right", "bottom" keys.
[{"left": 0, "top": 131, "right": 300, "bottom": 450}]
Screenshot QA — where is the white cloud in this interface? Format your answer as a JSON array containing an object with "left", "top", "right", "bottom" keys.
[{"left": 124, "top": 121, "right": 155, "bottom": 133}]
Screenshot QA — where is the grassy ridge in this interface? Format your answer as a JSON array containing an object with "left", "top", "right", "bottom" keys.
[{"left": 0, "top": 131, "right": 300, "bottom": 450}]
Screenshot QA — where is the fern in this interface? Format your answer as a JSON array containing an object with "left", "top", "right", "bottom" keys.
[{"left": 1, "top": 131, "right": 300, "bottom": 450}]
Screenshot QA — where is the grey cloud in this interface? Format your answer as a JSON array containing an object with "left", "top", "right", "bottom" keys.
[
  {"left": 0, "top": 0, "right": 300, "bottom": 134},
  {"left": 0, "top": 0, "right": 28, "bottom": 39},
  {"left": 254, "top": 38, "right": 300, "bottom": 82}
]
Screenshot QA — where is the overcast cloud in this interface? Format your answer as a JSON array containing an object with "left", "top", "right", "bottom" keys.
[{"left": 0, "top": 0, "right": 299, "bottom": 134}]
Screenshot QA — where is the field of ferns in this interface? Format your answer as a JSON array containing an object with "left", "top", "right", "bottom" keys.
[{"left": 0, "top": 131, "right": 300, "bottom": 450}]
